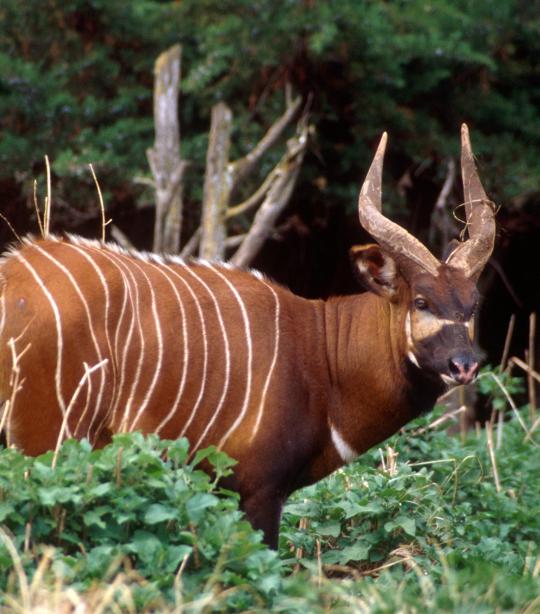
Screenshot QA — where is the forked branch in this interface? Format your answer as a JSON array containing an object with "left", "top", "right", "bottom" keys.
[{"left": 230, "top": 122, "right": 309, "bottom": 267}]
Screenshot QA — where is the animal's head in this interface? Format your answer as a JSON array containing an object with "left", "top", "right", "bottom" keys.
[{"left": 351, "top": 125, "right": 496, "bottom": 386}]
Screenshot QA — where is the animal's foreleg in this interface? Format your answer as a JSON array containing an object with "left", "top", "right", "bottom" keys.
[{"left": 240, "top": 487, "right": 283, "bottom": 550}]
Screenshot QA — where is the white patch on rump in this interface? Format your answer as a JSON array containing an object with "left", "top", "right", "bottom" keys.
[{"left": 330, "top": 424, "right": 358, "bottom": 464}]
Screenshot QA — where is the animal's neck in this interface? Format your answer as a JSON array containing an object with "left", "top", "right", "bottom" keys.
[{"left": 322, "top": 292, "right": 442, "bottom": 460}]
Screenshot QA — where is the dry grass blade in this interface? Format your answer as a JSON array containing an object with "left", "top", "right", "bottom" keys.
[
  {"left": 412, "top": 405, "right": 466, "bottom": 435},
  {"left": 478, "top": 370, "right": 529, "bottom": 435},
  {"left": 0, "top": 336, "right": 31, "bottom": 445},
  {"left": 485, "top": 421, "right": 501, "bottom": 493},
  {"left": 0, "top": 530, "right": 29, "bottom": 609},
  {"left": 526, "top": 414, "right": 540, "bottom": 440},
  {"left": 89, "top": 163, "right": 111, "bottom": 242},
  {"left": 43, "top": 155, "right": 52, "bottom": 237},
  {"left": 52, "top": 359, "right": 109, "bottom": 469},
  {"left": 510, "top": 356, "right": 540, "bottom": 384},
  {"left": 32, "top": 179, "right": 45, "bottom": 238}
]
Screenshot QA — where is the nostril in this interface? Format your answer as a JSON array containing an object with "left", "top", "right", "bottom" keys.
[
  {"left": 468, "top": 361, "right": 479, "bottom": 379},
  {"left": 448, "top": 356, "right": 479, "bottom": 384}
]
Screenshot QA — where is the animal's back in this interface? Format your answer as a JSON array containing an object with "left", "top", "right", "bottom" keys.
[{"left": 0, "top": 235, "right": 315, "bottom": 459}]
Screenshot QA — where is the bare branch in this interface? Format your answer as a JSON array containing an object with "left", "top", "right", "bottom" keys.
[
  {"left": 231, "top": 95, "right": 302, "bottom": 191},
  {"left": 180, "top": 227, "right": 201, "bottom": 259},
  {"left": 429, "top": 157, "right": 456, "bottom": 252},
  {"left": 226, "top": 164, "right": 277, "bottom": 219},
  {"left": 435, "top": 157, "right": 456, "bottom": 210},
  {"left": 225, "top": 234, "right": 246, "bottom": 249},
  {"left": 230, "top": 123, "right": 308, "bottom": 267},
  {"left": 133, "top": 176, "right": 156, "bottom": 189},
  {"left": 110, "top": 225, "right": 135, "bottom": 250}
]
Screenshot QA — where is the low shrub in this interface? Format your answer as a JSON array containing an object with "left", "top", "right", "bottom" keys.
[{"left": 1, "top": 399, "right": 539, "bottom": 611}]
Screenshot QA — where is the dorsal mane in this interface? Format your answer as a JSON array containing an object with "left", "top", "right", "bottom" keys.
[{"left": 3, "top": 233, "right": 268, "bottom": 283}]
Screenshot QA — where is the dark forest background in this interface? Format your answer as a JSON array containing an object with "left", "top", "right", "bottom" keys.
[{"left": 1, "top": 0, "right": 539, "bottom": 365}]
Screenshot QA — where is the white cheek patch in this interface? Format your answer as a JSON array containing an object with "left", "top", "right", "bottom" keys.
[
  {"left": 412, "top": 311, "right": 446, "bottom": 340},
  {"left": 405, "top": 309, "right": 473, "bottom": 368},
  {"left": 410, "top": 310, "right": 474, "bottom": 342},
  {"left": 405, "top": 311, "right": 413, "bottom": 347},
  {"left": 405, "top": 312, "right": 420, "bottom": 367},
  {"left": 466, "top": 318, "right": 475, "bottom": 340}
]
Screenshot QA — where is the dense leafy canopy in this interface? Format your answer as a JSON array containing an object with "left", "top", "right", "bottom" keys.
[{"left": 1, "top": 0, "right": 539, "bottom": 239}]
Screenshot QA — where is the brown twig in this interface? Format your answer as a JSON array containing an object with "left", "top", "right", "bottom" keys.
[
  {"left": 510, "top": 356, "right": 540, "bottom": 384},
  {"left": 528, "top": 313, "right": 537, "bottom": 419},
  {"left": 0, "top": 213, "right": 22, "bottom": 244},
  {"left": 500, "top": 315, "right": 516, "bottom": 371}
]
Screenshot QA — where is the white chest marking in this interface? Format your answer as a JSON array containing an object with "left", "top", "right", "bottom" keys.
[{"left": 330, "top": 424, "right": 358, "bottom": 464}]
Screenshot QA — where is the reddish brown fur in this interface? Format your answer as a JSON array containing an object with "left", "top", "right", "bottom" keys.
[{"left": 0, "top": 236, "right": 476, "bottom": 547}]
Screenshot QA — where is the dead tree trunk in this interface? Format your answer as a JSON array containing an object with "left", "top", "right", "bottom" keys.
[
  {"left": 196, "top": 93, "right": 305, "bottom": 262},
  {"left": 146, "top": 46, "right": 309, "bottom": 267},
  {"left": 199, "top": 103, "right": 233, "bottom": 260},
  {"left": 147, "top": 44, "right": 188, "bottom": 253}
]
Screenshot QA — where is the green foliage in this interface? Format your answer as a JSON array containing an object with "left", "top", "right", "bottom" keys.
[
  {"left": 1, "top": 0, "right": 538, "bottom": 236},
  {"left": 281, "top": 403, "right": 540, "bottom": 611},
  {"left": 476, "top": 364, "right": 525, "bottom": 412},
  {"left": 1, "top": 405, "right": 539, "bottom": 611},
  {"left": 0, "top": 434, "right": 283, "bottom": 610}
]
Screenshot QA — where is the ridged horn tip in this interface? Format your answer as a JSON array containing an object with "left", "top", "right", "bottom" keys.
[
  {"left": 376, "top": 131, "right": 388, "bottom": 157},
  {"left": 360, "top": 132, "right": 388, "bottom": 198}
]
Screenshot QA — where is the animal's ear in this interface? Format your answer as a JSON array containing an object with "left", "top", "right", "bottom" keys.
[{"left": 349, "top": 244, "right": 399, "bottom": 300}]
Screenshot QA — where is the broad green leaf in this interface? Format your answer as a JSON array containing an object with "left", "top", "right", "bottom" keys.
[{"left": 144, "top": 503, "right": 177, "bottom": 525}]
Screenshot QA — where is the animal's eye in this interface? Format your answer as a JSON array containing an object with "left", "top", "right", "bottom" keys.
[{"left": 414, "top": 297, "right": 429, "bottom": 311}]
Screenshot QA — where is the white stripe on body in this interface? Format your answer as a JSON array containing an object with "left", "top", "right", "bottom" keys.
[
  {"left": 15, "top": 254, "right": 69, "bottom": 435},
  {"left": 127, "top": 260, "right": 166, "bottom": 432},
  {"left": 180, "top": 265, "right": 231, "bottom": 452},
  {"left": 249, "top": 281, "right": 280, "bottom": 443},
  {"left": 146, "top": 263, "right": 190, "bottom": 436},
  {"left": 32, "top": 245, "right": 107, "bottom": 438},
  {"left": 63, "top": 243, "right": 117, "bottom": 434},
  {"left": 89, "top": 247, "right": 145, "bottom": 433},
  {"left": 205, "top": 264, "right": 253, "bottom": 450},
  {"left": 82, "top": 246, "right": 136, "bottom": 433},
  {"left": 109, "top": 255, "right": 148, "bottom": 432},
  {"left": 161, "top": 263, "right": 209, "bottom": 439}
]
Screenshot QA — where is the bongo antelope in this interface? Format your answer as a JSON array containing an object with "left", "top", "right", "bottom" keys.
[{"left": 0, "top": 125, "right": 495, "bottom": 547}]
